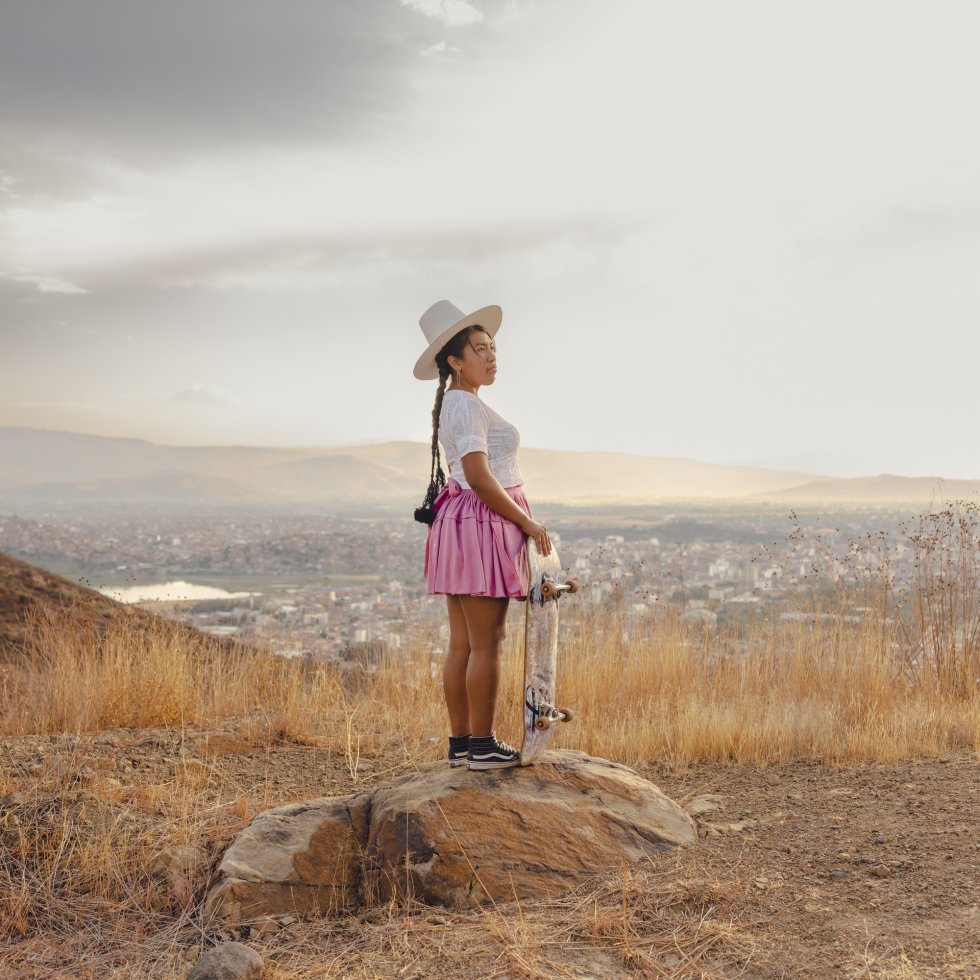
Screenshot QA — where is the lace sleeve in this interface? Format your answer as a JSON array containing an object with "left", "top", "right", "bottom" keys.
[{"left": 445, "top": 396, "right": 489, "bottom": 457}]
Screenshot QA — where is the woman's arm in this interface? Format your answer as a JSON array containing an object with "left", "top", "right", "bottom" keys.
[{"left": 461, "top": 451, "right": 551, "bottom": 556}]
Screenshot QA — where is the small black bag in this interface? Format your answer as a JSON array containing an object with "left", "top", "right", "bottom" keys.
[{"left": 414, "top": 452, "right": 447, "bottom": 526}]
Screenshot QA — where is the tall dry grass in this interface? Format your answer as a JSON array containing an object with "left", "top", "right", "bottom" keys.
[
  {"left": 2, "top": 575, "right": 977, "bottom": 764},
  {"left": 549, "top": 602, "right": 978, "bottom": 765},
  {"left": 1, "top": 501, "right": 977, "bottom": 762}
]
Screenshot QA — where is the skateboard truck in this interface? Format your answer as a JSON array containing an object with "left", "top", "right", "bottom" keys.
[
  {"left": 540, "top": 577, "right": 579, "bottom": 601},
  {"left": 533, "top": 704, "right": 575, "bottom": 731}
]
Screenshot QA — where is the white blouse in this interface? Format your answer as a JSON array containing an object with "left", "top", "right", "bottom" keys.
[{"left": 439, "top": 390, "right": 525, "bottom": 490}]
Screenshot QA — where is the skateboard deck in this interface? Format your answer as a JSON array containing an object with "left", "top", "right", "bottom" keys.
[{"left": 520, "top": 538, "right": 577, "bottom": 766}]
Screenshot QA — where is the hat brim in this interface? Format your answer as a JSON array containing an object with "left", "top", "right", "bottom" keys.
[{"left": 413, "top": 304, "right": 502, "bottom": 381}]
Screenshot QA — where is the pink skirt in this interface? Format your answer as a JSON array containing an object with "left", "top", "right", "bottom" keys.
[{"left": 424, "top": 478, "right": 531, "bottom": 598}]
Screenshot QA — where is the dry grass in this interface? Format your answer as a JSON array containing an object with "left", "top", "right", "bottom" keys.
[
  {"left": 3, "top": 582, "right": 977, "bottom": 765},
  {"left": 549, "top": 602, "right": 979, "bottom": 766}
]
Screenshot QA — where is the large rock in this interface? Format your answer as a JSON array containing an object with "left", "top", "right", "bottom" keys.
[
  {"left": 205, "top": 750, "right": 695, "bottom": 925},
  {"left": 204, "top": 792, "right": 370, "bottom": 923}
]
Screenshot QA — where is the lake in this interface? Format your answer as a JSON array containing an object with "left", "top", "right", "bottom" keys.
[{"left": 97, "top": 580, "right": 260, "bottom": 604}]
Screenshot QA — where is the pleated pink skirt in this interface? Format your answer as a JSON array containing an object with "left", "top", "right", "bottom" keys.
[{"left": 424, "top": 478, "right": 531, "bottom": 599}]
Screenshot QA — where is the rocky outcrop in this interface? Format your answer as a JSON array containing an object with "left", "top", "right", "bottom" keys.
[{"left": 205, "top": 750, "right": 696, "bottom": 925}]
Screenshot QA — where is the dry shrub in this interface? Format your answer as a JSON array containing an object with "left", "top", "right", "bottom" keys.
[
  {"left": 901, "top": 501, "right": 980, "bottom": 696},
  {"left": 786, "top": 500, "right": 980, "bottom": 696}
]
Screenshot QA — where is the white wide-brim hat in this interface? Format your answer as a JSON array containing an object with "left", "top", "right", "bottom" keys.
[{"left": 413, "top": 299, "right": 502, "bottom": 381}]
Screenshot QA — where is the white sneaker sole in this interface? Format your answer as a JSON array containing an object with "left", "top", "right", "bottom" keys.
[{"left": 467, "top": 758, "right": 520, "bottom": 770}]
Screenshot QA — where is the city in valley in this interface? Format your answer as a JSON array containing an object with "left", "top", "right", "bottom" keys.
[{"left": 0, "top": 502, "right": 929, "bottom": 660}]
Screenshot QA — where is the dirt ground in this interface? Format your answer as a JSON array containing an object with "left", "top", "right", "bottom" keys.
[
  {"left": 1, "top": 723, "right": 977, "bottom": 978},
  {"left": 646, "top": 753, "right": 980, "bottom": 977}
]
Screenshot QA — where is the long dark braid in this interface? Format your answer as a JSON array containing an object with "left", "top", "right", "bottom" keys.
[
  {"left": 413, "top": 371, "right": 449, "bottom": 524},
  {"left": 414, "top": 325, "right": 480, "bottom": 525}
]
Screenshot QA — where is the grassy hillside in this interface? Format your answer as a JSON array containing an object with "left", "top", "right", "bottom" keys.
[{"left": 0, "top": 550, "right": 251, "bottom": 663}]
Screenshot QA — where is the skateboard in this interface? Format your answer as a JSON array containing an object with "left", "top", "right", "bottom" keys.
[{"left": 520, "top": 537, "right": 578, "bottom": 766}]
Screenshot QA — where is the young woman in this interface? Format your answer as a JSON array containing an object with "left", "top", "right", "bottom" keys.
[{"left": 414, "top": 300, "right": 551, "bottom": 770}]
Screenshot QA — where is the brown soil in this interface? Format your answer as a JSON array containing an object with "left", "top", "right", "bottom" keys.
[
  {"left": 1, "top": 720, "right": 977, "bottom": 978},
  {"left": 646, "top": 753, "right": 980, "bottom": 977}
]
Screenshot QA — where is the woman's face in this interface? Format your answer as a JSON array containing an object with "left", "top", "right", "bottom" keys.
[{"left": 453, "top": 329, "right": 497, "bottom": 386}]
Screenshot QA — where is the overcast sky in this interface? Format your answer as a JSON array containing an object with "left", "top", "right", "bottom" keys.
[{"left": 2, "top": 1, "right": 979, "bottom": 478}]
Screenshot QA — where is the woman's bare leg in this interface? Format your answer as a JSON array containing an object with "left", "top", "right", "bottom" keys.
[
  {"left": 443, "top": 595, "right": 472, "bottom": 737},
  {"left": 457, "top": 595, "right": 510, "bottom": 737}
]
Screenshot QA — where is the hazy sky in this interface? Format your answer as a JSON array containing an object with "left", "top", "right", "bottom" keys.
[{"left": 3, "top": 1, "right": 979, "bottom": 478}]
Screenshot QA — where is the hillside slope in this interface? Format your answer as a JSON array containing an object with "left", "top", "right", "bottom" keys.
[{"left": 0, "top": 549, "right": 252, "bottom": 662}]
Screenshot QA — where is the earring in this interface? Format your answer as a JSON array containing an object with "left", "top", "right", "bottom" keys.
[{"left": 455, "top": 370, "right": 460, "bottom": 386}]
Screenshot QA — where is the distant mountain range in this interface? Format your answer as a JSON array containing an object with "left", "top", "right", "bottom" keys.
[
  {"left": 761, "top": 474, "right": 980, "bottom": 504},
  {"left": 0, "top": 427, "right": 977, "bottom": 512}
]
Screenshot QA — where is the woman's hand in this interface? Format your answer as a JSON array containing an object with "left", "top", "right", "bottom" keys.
[{"left": 523, "top": 519, "right": 551, "bottom": 557}]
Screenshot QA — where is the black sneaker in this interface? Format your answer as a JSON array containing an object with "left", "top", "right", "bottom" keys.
[
  {"left": 448, "top": 734, "right": 470, "bottom": 767},
  {"left": 467, "top": 733, "right": 520, "bottom": 770}
]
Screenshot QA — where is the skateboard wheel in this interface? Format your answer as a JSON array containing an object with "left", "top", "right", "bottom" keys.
[
  {"left": 534, "top": 716, "right": 552, "bottom": 732},
  {"left": 565, "top": 578, "right": 579, "bottom": 594},
  {"left": 560, "top": 708, "right": 574, "bottom": 723},
  {"left": 540, "top": 581, "right": 557, "bottom": 601}
]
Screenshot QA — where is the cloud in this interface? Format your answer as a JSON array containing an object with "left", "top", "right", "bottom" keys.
[
  {"left": 170, "top": 384, "right": 237, "bottom": 408},
  {"left": 0, "top": 1, "right": 441, "bottom": 173},
  {"left": 801, "top": 203, "right": 980, "bottom": 263},
  {"left": 6, "top": 399, "right": 124, "bottom": 412},
  {"left": 422, "top": 40, "right": 460, "bottom": 57},
  {"left": 8, "top": 212, "right": 649, "bottom": 293},
  {"left": 12, "top": 274, "right": 87, "bottom": 295},
  {"left": 401, "top": 0, "right": 484, "bottom": 27}
]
